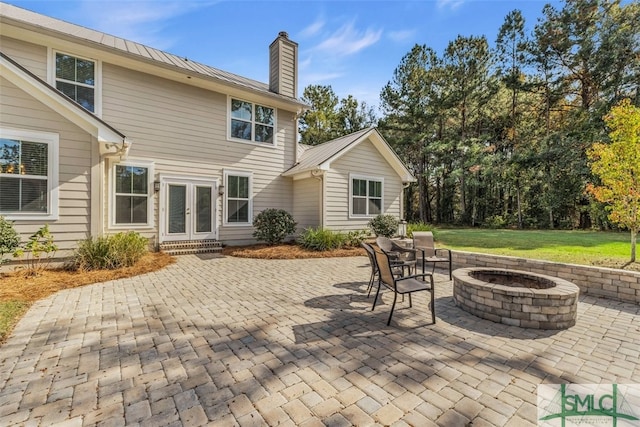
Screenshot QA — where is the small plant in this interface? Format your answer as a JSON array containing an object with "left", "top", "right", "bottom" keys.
[
  {"left": 253, "top": 209, "right": 297, "bottom": 245},
  {"left": 298, "top": 227, "right": 345, "bottom": 251},
  {"left": 13, "top": 224, "right": 57, "bottom": 275},
  {"left": 108, "top": 232, "right": 148, "bottom": 268},
  {"left": 0, "top": 216, "right": 20, "bottom": 266},
  {"left": 297, "top": 228, "right": 367, "bottom": 251},
  {"left": 368, "top": 214, "right": 399, "bottom": 238},
  {"left": 72, "top": 231, "right": 148, "bottom": 270},
  {"left": 344, "top": 230, "right": 369, "bottom": 248}
]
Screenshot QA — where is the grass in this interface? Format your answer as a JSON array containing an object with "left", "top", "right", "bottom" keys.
[
  {"left": 0, "top": 252, "right": 174, "bottom": 343},
  {"left": 432, "top": 228, "right": 638, "bottom": 270}
]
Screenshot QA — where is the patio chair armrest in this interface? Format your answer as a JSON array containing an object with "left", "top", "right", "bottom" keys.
[
  {"left": 388, "top": 240, "right": 413, "bottom": 250},
  {"left": 392, "top": 245, "right": 417, "bottom": 254},
  {"left": 397, "top": 273, "right": 433, "bottom": 283},
  {"left": 434, "top": 248, "right": 451, "bottom": 259}
]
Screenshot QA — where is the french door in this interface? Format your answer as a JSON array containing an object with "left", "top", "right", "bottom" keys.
[{"left": 160, "top": 177, "right": 217, "bottom": 242}]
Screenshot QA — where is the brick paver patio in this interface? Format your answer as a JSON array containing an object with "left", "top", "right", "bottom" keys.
[{"left": 1, "top": 254, "right": 639, "bottom": 426}]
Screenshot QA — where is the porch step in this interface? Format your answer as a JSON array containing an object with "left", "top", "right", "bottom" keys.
[{"left": 159, "top": 240, "right": 223, "bottom": 256}]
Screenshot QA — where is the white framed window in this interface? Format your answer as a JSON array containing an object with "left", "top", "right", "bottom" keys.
[
  {"left": 223, "top": 170, "right": 253, "bottom": 225},
  {"left": 110, "top": 160, "right": 154, "bottom": 228},
  {"left": 350, "top": 174, "right": 383, "bottom": 218},
  {"left": 49, "top": 50, "right": 100, "bottom": 115},
  {"left": 0, "top": 128, "right": 59, "bottom": 220},
  {"left": 228, "top": 97, "right": 275, "bottom": 145}
]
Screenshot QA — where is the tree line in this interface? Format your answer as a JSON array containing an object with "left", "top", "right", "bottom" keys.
[{"left": 299, "top": 0, "right": 639, "bottom": 231}]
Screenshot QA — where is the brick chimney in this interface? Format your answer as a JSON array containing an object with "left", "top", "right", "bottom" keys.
[{"left": 269, "top": 31, "right": 298, "bottom": 98}]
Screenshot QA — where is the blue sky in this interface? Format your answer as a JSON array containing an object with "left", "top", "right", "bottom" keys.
[{"left": 6, "top": 0, "right": 563, "bottom": 111}]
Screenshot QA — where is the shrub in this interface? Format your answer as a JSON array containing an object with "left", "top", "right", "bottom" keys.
[
  {"left": 0, "top": 216, "right": 19, "bottom": 266},
  {"left": 13, "top": 224, "right": 57, "bottom": 275},
  {"left": 253, "top": 209, "right": 297, "bottom": 245},
  {"left": 368, "top": 214, "right": 399, "bottom": 238},
  {"left": 72, "top": 231, "right": 148, "bottom": 271},
  {"left": 297, "top": 228, "right": 368, "bottom": 251},
  {"left": 344, "top": 230, "right": 368, "bottom": 248},
  {"left": 483, "top": 215, "right": 508, "bottom": 229},
  {"left": 407, "top": 222, "right": 434, "bottom": 238},
  {"left": 298, "top": 227, "right": 345, "bottom": 251}
]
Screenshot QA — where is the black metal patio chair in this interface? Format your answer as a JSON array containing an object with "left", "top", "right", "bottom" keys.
[
  {"left": 372, "top": 247, "right": 436, "bottom": 326},
  {"left": 412, "top": 231, "right": 452, "bottom": 280}
]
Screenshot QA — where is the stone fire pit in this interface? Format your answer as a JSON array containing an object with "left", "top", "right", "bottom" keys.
[{"left": 452, "top": 267, "right": 579, "bottom": 329}]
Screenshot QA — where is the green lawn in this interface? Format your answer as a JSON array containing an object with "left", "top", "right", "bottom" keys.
[{"left": 431, "top": 229, "right": 635, "bottom": 266}]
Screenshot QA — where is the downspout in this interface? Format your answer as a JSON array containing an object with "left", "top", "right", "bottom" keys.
[
  {"left": 401, "top": 182, "right": 411, "bottom": 221},
  {"left": 311, "top": 169, "right": 324, "bottom": 228}
]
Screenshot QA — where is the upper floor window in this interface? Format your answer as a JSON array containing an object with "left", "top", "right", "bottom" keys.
[
  {"left": 351, "top": 175, "right": 383, "bottom": 217},
  {"left": 55, "top": 52, "right": 96, "bottom": 113},
  {"left": 229, "top": 98, "right": 275, "bottom": 144},
  {"left": 0, "top": 128, "right": 59, "bottom": 220}
]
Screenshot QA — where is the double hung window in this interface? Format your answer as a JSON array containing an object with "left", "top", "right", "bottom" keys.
[
  {"left": 113, "top": 162, "right": 153, "bottom": 226},
  {"left": 230, "top": 98, "right": 275, "bottom": 144},
  {"left": 351, "top": 175, "right": 383, "bottom": 217},
  {"left": 54, "top": 52, "right": 96, "bottom": 113},
  {"left": 224, "top": 171, "right": 252, "bottom": 225},
  {"left": 0, "top": 129, "right": 58, "bottom": 219}
]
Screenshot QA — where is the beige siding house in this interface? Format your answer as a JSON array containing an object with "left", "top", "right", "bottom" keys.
[
  {"left": 284, "top": 128, "right": 414, "bottom": 233},
  {"left": 0, "top": 3, "right": 414, "bottom": 257}
]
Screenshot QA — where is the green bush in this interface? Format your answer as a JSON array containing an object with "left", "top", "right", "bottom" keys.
[
  {"left": 298, "top": 227, "right": 344, "bottom": 251},
  {"left": 72, "top": 231, "right": 148, "bottom": 271},
  {"left": 0, "top": 216, "right": 19, "bottom": 266},
  {"left": 407, "top": 222, "right": 434, "bottom": 238},
  {"left": 253, "top": 209, "right": 297, "bottom": 245},
  {"left": 368, "top": 214, "right": 399, "bottom": 237},
  {"left": 344, "top": 230, "right": 369, "bottom": 248},
  {"left": 483, "top": 215, "right": 508, "bottom": 229},
  {"left": 297, "top": 228, "right": 368, "bottom": 251}
]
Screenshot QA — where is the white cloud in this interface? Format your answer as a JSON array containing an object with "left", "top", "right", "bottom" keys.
[
  {"left": 436, "top": 0, "right": 465, "bottom": 11},
  {"left": 299, "top": 18, "right": 325, "bottom": 38},
  {"left": 299, "top": 56, "right": 313, "bottom": 71},
  {"left": 312, "top": 22, "right": 382, "bottom": 57},
  {"left": 301, "top": 71, "right": 345, "bottom": 86}
]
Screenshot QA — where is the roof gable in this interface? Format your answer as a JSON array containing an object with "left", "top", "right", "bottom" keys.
[
  {"left": 284, "top": 127, "right": 415, "bottom": 182},
  {"left": 0, "top": 50, "right": 129, "bottom": 156}
]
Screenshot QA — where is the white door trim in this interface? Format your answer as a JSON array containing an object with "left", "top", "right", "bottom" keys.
[{"left": 158, "top": 174, "right": 219, "bottom": 243}]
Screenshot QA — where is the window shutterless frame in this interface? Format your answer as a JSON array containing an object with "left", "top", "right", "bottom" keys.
[
  {"left": 109, "top": 160, "right": 154, "bottom": 229},
  {"left": 228, "top": 97, "right": 276, "bottom": 146},
  {"left": 48, "top": 49, "right": 101, "bottom": 116},
  {"left": 0, "top": 128, "right": 59, "bottom": 220},
  {"left": 349, "top": 173, "right": 384, "bottom": 218},
  {"left": 223, "top": 170, "right": 253, "bottom": 226}
]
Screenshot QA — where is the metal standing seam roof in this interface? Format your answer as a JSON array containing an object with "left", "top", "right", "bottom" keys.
[
  {"left": 284, "top": 127, "right": 376, "bottom": 175},
  {"left": 0, "top": 2, "right": 306, "bottom": 107}
]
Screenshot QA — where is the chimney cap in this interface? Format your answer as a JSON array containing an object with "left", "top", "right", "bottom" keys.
[{"left": 278, "top": 31, "right": 289, "bottom": 39}]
